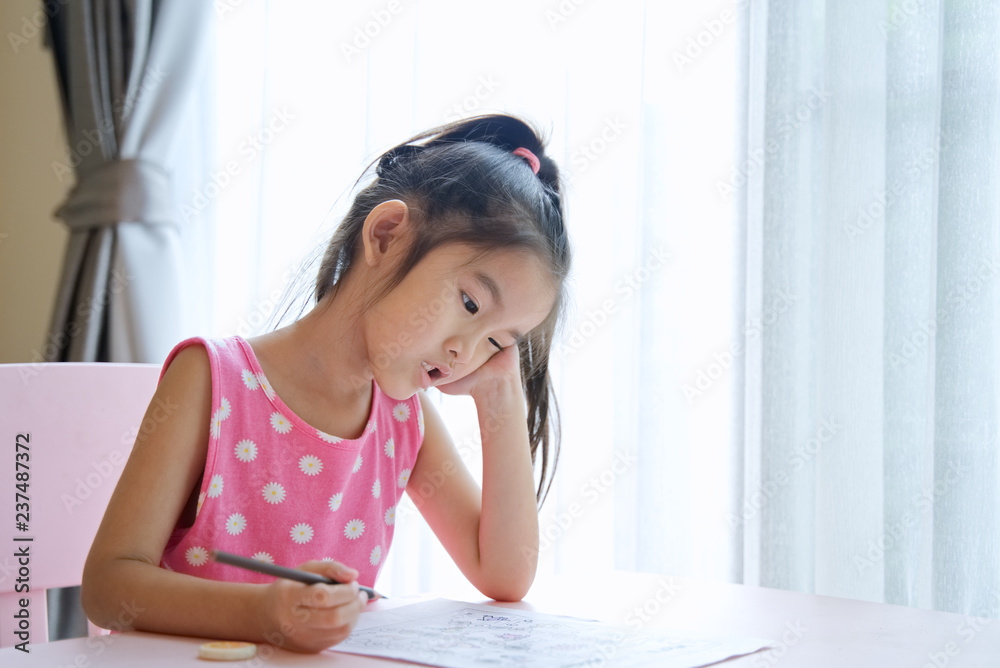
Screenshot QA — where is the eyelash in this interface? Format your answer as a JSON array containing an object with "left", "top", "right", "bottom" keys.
[
  {"left": 461, "top": 292, "right": 479, "bottom": 314},
  {"left": 461, "top": 292, "right": 504, "bottom": 351}
]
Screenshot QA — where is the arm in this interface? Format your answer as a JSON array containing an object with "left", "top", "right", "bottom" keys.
[
  {"left": 407, "top": 347, "right": 539, "bottom": 601},
  {"left": 82, "top": 346, "right": 366, "bottom": 652}
]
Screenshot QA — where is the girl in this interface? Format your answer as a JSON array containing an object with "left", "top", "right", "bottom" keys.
[{"left": 82, "top": 114, "right": 571, "bottom": 653}]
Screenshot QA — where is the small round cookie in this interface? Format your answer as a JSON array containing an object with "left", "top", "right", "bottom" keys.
[{"left": 198, "top": 641, "right": 258, "bottom": 661}]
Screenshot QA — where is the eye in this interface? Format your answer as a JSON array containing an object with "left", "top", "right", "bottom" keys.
[
  {"left": 461, "top": 292, "right": 479, "bottom": 315},
  {"left": 488, "top": 337, "right": 503, "bottom": 351}
]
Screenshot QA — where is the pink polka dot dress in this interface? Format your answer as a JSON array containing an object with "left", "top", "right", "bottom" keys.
[{"left": 159, "top": 336, "right": 424, "bottom": 588}]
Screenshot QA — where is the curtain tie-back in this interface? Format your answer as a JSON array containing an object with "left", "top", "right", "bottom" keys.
[{"left": 55, "top": 159, "right": 177, "bottom": 231}]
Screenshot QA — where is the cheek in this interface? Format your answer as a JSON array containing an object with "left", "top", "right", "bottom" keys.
[
  {"left": 379, "top": 302, "right": 436, "bottom": 346},
  {"left": 473, "top": 347, "right": 500, "bottom": 370},
  {"left": 452, "top": 350, "right": 494, "bottom": 379}
]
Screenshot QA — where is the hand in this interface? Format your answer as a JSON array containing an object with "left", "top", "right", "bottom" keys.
[
  {"left": 256, "top": 560, "right": 368, "bottom": 653},
  {"left": 436, "top": 343, "right": 523, "bottom": 402}
]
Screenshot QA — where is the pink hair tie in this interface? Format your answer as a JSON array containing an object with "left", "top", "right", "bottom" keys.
[{"left": 512, "top": 147, "right": 541, "bottom": 175}]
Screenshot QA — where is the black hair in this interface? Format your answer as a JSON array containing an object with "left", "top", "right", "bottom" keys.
[{"left": 315, "top": 114, "right": 570, "bottom": 505}]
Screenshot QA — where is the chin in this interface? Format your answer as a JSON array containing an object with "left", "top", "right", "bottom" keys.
[
  {"left": 382, "top": 386, "right": 418, "bottom": 401},
  {"left": 372, "top": 373, "right": 419, "bottom": 402}
]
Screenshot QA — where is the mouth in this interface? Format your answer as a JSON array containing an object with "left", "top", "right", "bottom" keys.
[{"left": 421, "top": 361, "right": 451, "bottom": 385}]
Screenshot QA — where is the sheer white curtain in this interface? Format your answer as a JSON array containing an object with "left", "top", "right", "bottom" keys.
[
  {"left": 207, "top": 0, "right": 742, "bottom": 600},
  {"left": 205, "top": 0, "right": 997, "bottom": 617},
  {"left": 740, "top": 0, "right": 1000, "bottom": 617}
]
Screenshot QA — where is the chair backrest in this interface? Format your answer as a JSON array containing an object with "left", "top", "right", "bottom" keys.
[{"left": 0, "top": 362, "right": 160, "bottom": 648}]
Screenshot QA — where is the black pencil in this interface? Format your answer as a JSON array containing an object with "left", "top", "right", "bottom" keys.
[{"left": 212, "top": 549, "right": 384, "bottom": 600}]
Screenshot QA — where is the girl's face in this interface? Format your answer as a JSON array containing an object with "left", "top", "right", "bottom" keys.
[{"left": 361, "top": 243, "right": 557, "bottom": 400}]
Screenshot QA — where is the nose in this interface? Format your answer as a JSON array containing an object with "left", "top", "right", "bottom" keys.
[{"left": 445, "top": 334, "right": 476, "bottom": 365}]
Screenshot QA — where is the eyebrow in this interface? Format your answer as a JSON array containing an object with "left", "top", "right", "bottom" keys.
[
  {"left": 474, "top": 271, "right": 503, "bottom": 308},
  {"left": 474, "top": 271, "right": 524, "bottom": 341}
]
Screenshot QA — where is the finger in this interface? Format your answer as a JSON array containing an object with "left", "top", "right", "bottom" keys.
[
  {"left": 298, "top": 582, "right": 361, "bottom": 609},
  {"left": 298, "top": 590, "right": 368, "bottom": 633},
  {"left": 328, "top": 562, "right": 360, "bottom": 582},
  {"left": 298, "top": 559, "right": 360, "bottom": 583}
]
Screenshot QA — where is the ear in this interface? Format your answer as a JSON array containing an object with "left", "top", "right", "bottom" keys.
[{"left": 361, "top": 200, "right": 410, "bottom": 267}]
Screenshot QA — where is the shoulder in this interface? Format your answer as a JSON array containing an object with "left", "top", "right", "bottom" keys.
[
  {"left": 159, "top": 336, "right": 250, "bottom": 385},
  {"left": 161, "top": 336, "right": 213, "bottom": 379},
  {"left": 158, "top": 337, "right": 235, "bottom": 415},
  {"left": 159, "top": 342, "right": 212, "bottom": 410},
  {"left": 123, "top": 341, "right": 214, "bottom": 475},
  {"left": 160, "top": 336, "right": 208, "bottom": 371}
]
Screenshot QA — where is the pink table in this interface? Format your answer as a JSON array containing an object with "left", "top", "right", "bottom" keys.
[{"left": 4, "top": 571, "right": 998, "bottom": 666}]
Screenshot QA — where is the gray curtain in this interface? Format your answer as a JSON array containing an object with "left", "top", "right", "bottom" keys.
[
  {"left": 44, "top": 0, "right": 211, "bottom": 638},
  {"left": 46, "top": 0, "right": 210, "bottom": 364},
  {"left": 738, "top": 0, "right": 999, "bottom": 617}
]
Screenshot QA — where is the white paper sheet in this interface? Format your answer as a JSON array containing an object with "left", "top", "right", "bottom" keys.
[{"left": 331, "top": 599, "right": 772, "bottom": 667}]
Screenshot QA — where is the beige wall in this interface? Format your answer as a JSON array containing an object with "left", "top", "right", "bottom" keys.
[{"left": 0, "top": 0, "right": 70, "bottom": 363}]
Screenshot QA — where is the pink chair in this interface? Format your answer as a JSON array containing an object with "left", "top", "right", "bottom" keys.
[{"left": 0, "top": 362, "right": 160, "bottom": 648}]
